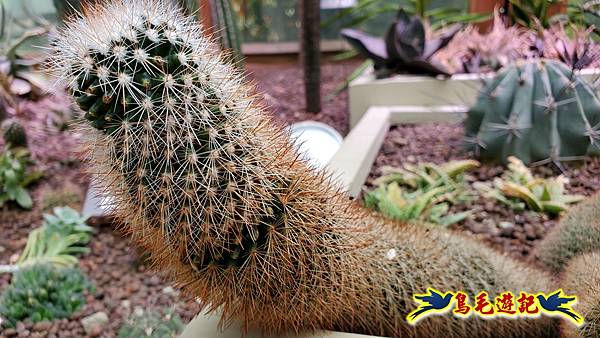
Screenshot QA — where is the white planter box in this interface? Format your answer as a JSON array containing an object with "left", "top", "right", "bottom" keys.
[{"left": 348, "top": 67, "right": 600, "bottom": 128}]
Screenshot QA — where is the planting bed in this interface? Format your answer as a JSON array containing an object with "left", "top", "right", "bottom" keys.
[{"left": 365, "top": 123, "right": 600, "bottom": 260}]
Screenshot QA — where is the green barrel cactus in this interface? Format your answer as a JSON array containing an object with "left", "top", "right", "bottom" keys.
[
  {"left": 465, "top": 59, "right": 600, "bottom": 165},
  {"left": 48, "top": 1, "right": 558, "bottom": 337}
]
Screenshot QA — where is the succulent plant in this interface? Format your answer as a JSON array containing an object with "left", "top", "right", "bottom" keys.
[
  {"left": 434, "top": 10, "right": 536, "bottom": 74},
  {"left": 341, "top": 8, "right": 460, "bottom": 78},
  {"left": 49, "top": 1, "right": 559, "bottom": 336},
  {"left": 0, "top": 207, "right": 93, "bottom": 273},
  {"left": 535, "top": 192, "right": 600, "bottom": 272},
  {"left": 475, "top": 156, "right": 584, "bottom": 216},
  {"left": 465, "top": 58, "right": 600, "bottom": 167},
  {"left": 2, "top": 119, "right": 27, "bottom": 149},
  {"left": 0, "top": 264, "right": 93, "bottom": 328},
  {"left": 366, "top": 160, "right": 479, "bottom": 226},
  {"left": 560, "top": 251, "right": 600, "bottom": 338},
  {"left": 539, "top": 24, "right": 597, "bottom": 70},
  {"left": 118, "top": 307, "right": 183, "bottom": 338},
  {"left": 0, "top": 4, "right": 51, "bottom": 105},
  {"left": 0, "top": 148, "right": 42, "bottom": 209}
]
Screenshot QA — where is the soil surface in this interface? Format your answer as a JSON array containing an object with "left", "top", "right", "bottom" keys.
[{"left": 246, "top": 60, "right": 358, "bottom": 136}]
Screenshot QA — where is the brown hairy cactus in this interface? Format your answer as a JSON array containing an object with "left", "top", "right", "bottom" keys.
[
  {"left": 535, "top": 192, "right": 600, "bottom": 272},
  {"left": 48, "top": 1, "right": 558, "bottom": 337},
  {"left": 560, "top": 252, "right": 600, "bottom": 338}
]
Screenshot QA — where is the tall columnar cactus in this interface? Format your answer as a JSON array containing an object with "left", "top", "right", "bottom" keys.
[
  {"left": 560, "top": 252, "right": 600, "bottom": 338},
  {"left": 465, "top": 59, "right": 600, "bottom": 166},
  {"left": 49, "top": 1, "right": 558, "bottom": 336}
]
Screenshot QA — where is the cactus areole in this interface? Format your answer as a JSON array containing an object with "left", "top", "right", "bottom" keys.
[
  {"left": 465, "top": 59, "right": 600, "bottom": 166},
  {"left": 50, "top": 1, "right": 558, "bottom": 337}
]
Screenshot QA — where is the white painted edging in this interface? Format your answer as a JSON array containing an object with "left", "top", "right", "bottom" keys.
[
  {"left": 328, "top": 105, "right": 466, "bottom": 197},
  {"left": 348, "top": 67, "right": 600, "bottom": 128}
]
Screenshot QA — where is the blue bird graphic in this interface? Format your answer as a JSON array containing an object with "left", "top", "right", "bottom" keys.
[
  {"left": 537, "top": 290, "right": 584, "bottom": 325},
  {"left": 407, "top": 288, "right": 454, "bottom": 324}
]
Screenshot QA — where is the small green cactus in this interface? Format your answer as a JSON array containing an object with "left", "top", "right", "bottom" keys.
[
  {"left": 3, "top": 120, "right": 27, "bottom": 149},
  {"left": 49, "top": 1, "right": 558, "bottom": 337},
  {"left": 465, "top": 59, "right": 600, "bottom": 166},
  {"left": 535, "top": 192, "right": 600, "bottom": 272}
]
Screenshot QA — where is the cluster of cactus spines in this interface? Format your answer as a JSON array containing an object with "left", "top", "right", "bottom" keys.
[
  {"left": 465, "top": 59, "right": 600, "bottom": 166},
  {"left": 49, "top": 1, "right": 558, "bottom": 336},
  {"left": 560, "top": 252, "right": 600, "bottom": 338},
  {"left": 535, "top": 192, "right": 600, "bottom": 272},
  {"left": 3, "top": 120, "right": 27, "bottom": 149}
]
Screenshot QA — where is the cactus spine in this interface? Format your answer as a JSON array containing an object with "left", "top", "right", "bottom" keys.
[
  {"left": 49, "top": 1, "right": 557, "bottom": 336},
  {"left": 465, "top": 59, "right": 600, "bottom": 165}
]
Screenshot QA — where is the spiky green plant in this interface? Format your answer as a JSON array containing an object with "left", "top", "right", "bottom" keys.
[
  {"left": 560, "top": 251, "right": 600, "bottom": 338},
  {"left": 535, "top": 192, "right": 600, "bottom": 272},
  {"left": 48, "top": 1, "right": 559, "bottom": 336},
  {"left": 475, "top": 156, "right": 584, "bottom": 216},
  {"left": 465, "top": 58, "right": 600, "bottom": 166}
]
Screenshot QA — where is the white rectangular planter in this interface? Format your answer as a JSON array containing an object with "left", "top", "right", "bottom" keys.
[{"left": 348, "top": 67, "right": 600, "bottom": 128}]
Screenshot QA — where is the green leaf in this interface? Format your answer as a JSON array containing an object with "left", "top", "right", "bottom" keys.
[{"left": 14, "top": 187, "right": 32, "bottom": 209}]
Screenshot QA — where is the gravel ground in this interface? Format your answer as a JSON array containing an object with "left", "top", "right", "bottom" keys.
[
  {"left": 365, "top": 123, "right": 600, "bottom": 260},
  {"left": 246, "top": 60, "right": 358, "bottom": 136}
]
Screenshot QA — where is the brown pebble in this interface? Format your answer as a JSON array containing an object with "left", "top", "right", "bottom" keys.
[{"left": 32, "top": 321, "right": 52, "bottom": 332}]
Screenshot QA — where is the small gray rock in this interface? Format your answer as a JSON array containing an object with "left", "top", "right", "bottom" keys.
[{"left": 80, "top": 312, "right": 108, "bottom": 335}]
